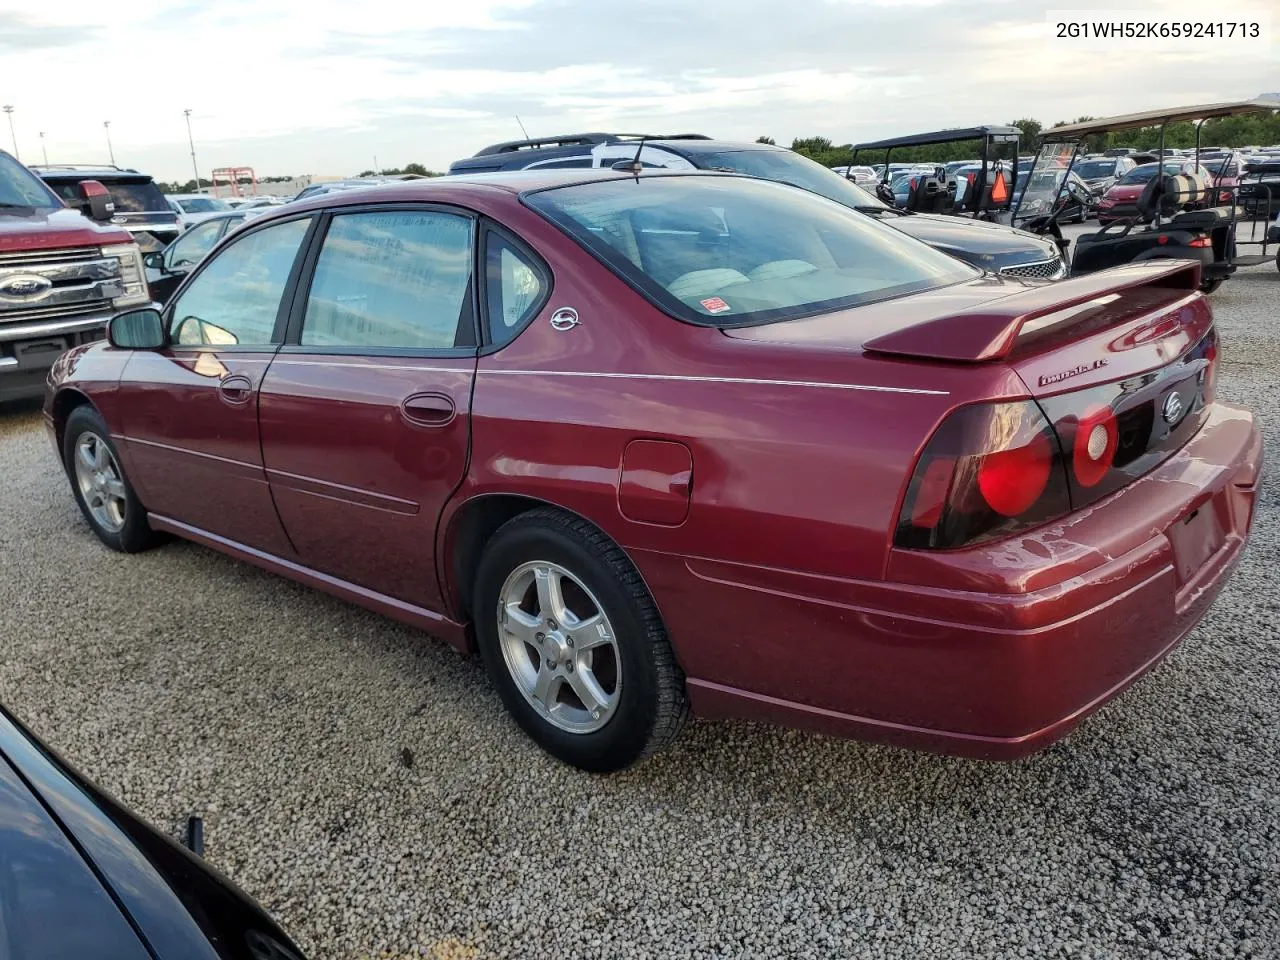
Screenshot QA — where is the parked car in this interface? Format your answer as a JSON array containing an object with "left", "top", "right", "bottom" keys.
[
  {"left": 1200, "top": 154, "right": 1244, "bottom": 205},
  {"left": 166, "top": 192, "right": 235, "bottom": 228},
  {"left": 144, "top": 208, "right": 270, "bottom": 303},
  {"left": 1238, "top": 160, "right": 1280, "bottom": 217},
  {"left": 0, "top": 703, "right": 306, "bottom": 959},
  {"left": 1095, "top": 160, "right": 1213, "bottom": 224},
  {"left": 0, "top": 150, "right": 148, "bottom": 402},
  {"left": 451, "top": 134, "right": 1066, "bottom": 278},
  {"left": 830, "top": 164, "right": 877, "bottom": 184},
  {"left": 34, "top": 164, "right": 182, "bottom": 252},
  {"left": 46, "top": 170, "right": 1258, "bottom": 771},
  {"left": 1069, "top": 155, "right": 1137, "bottom": 197}
]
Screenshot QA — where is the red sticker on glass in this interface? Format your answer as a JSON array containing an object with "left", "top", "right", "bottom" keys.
[{"left": 700, "top": 296, "right": 730, "bottom": 314}]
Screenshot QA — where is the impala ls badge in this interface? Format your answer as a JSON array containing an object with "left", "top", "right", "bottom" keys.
[
  {"left": 0, "top": 274, "right": 53, "bottom": 302},
  {"left": 550, "top": 307, "right": 581, "bottom": 331},
  {"left": 1162, "top": 391, "right": 1184, "bottom": 425}
]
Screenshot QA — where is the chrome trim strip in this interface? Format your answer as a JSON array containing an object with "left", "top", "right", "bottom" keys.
[
  {"left": 0, "top": 357, "right": 18, "bottom": 368},
  {"left": 270, "top": 359, "right": 948, "bottom": 396},
  {"left": 0, "top": 312, "right": 112, "bottom": 342}
]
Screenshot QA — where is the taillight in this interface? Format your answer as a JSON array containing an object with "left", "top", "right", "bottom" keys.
[
  {"left": 1188, "top": 236, "right": 1212, "bottom": 248},
  {"left": 895, "top": 401, "right": 1071, "bottom": 549},
  {"left": 1070, "top": 405, "right": 1118, "bottom": 487}
]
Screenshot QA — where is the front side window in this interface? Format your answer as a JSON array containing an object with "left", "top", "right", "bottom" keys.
[
  {"left": 301, "top": 210, "right": 474, "bottom": 350},
  {"left": 484, "top": 232, "right": 547, "bottom": 346},
  {"left": 169, "top": 217, "right": 311, "bottom": 347},
  {"left": 526, "top": 175, "right": 977, "bottom": 326}
]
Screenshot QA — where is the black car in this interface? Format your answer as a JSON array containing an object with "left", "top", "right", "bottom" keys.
[
  {"left": 450, "top": 134, "right": 1067, "bottom": 279},
  {"left": 144, "top": 207, "right": 268, "bottom": 303},
  {"left": 33, "top": 164, "right": 182, "bottom": 252},
  {"left": 0, "top": 703, "right": 305, "bottom": 960},
  {"left": 1240, "top": 161, "right": 1280, "bottom": 217},
  {"left": 1069, "top": 155, "right": 1136, "bottom": 198}
]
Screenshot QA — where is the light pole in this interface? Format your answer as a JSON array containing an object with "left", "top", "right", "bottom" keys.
[
  {"left": 183, "top": 109, "right": 201, "bottom": 192},
  {"left": 38, "top": 131, "right": 47, "bottom": 165},
  {"left": 103, "top": 120, "right": 114, "bottom": 165},
  {"left": 3, "top": 106, "right": 16, "bottom": 160}
]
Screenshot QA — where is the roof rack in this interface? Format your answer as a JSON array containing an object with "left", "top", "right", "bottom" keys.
[
  {"left": 474, "top": 132, "right": 711, "bottom": 157},
  {"left": 28, "top": 163, "right": 138, "bottom": 174}
]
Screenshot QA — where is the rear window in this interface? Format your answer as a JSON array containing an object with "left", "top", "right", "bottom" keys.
[
  {"left": 49, "top": 179, "right": 167, "bottom": 212},
  {"left": 176, "top": 197, "right": 231, "bottom": 213},
  {"left": 525, "top": 174, "right": 977, "bottom": 326}
]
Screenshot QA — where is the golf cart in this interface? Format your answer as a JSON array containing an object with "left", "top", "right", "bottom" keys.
[
  {"left": 1015, "top": 96, "right": 1280, "bottom": 292},
  {"left": 851, "top": 125, "right": 1021, "bottom": 219}
]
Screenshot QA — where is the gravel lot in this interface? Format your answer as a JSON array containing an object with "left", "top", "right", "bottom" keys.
[{"left": 2, "top": 253, "right": 1278, "bottom": 960}]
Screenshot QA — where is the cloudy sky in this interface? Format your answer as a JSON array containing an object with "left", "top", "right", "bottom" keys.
[{"left": 0, "top": 0, "right": 1274, "bottom": 181}]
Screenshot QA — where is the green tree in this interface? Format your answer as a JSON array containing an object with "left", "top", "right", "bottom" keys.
[
  {"left": 756, "top": 136, "right": 776, "bottom": 145},
  {"left": 1011, "top": 118, "right": 1041, "bottom": 143}
]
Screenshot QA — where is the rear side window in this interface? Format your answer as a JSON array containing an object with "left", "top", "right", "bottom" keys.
[
  {"left": 526, "top": 175, "right": 976, "bottom": 326},
  {"left": 301, "top": 210, "right": 475, "bottom": 350},
  {"left": 484, "top": 232, "right": 548, "bottom": 347}
]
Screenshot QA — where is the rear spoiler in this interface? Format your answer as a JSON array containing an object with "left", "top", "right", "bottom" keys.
[{"left": 863, "top": 261, "right": 1201, "bottom": 363}]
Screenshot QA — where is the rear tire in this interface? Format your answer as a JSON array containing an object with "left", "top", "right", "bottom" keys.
[
  {"left": 62, "top": 406, "right": 157, "bottom": 553},
  {"left": 473, "top": 508, "right": 688, "bottom": 772}
]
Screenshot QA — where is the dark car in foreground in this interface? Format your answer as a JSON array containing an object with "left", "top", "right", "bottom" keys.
[
  {"left": 46, "top": 170, "right": 1259, "bottom": 771},
  {"left": 0, "top": 703, "right": 304, "bottom": 959},
  {"left": 450, "top": 134, "right": 1067, "bottom": 279},
  {"left": 34, "top": 165, "right": 182, "bottom": 253}
]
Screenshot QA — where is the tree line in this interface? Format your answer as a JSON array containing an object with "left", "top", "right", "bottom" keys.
[{"left": 776, "top": 112, "right": 1280, "bottom": 167}]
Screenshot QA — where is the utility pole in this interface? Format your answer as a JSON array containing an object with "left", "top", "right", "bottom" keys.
[
  {"left": 103, "top": 120, "right": 114, "bottom": 165},
  {"left": 3, "top": 106, "right": 16, "bottom": 160},
  {"left": 183, "top": 109, "right": 201, "bottom": 192},
  {"left": 374, "top": 154, "right": 379, "bottom": 174},
  {"left": 39, "top": 131, "right": 47, "bottom": 165}
]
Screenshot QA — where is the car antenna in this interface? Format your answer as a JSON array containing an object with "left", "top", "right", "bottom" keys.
[
  {"left": 611, "top": 136, "right": 647, "bottom": 174},
  {"left": 515, "top": 115, "right": 530, "bottom": 140}
]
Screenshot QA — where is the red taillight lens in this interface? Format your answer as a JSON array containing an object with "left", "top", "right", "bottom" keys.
[
  {"left": 1188, "top": 236, "right": 1213, "bottom": 248},
  {"left": 1201, "top": 331, "right": 1218, "bottom": 402},
  {"left": 896, "top": 401, "right": 1070, "bottom": 549},
  {"left": 977, "top": 434, "right": 1053, "bottom": 516}
]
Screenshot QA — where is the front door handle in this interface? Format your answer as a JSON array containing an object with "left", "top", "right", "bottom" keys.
[
  {"left": 401, "top": 392, "right": 456, "bottom": 427},
  {"left": 217, "top": 374, "right": 253, "bottom": 406}
]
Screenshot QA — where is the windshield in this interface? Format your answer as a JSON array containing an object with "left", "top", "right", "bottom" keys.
[
  {"left": 526, "top": 175, "right": 978, "bottom": 327},
  {"left": 1073, "top": 159, "right": 1117, "bottom": 179},
  {"left": 0, "top": 153, "right": 59, "bottom": 208},
  {"left": 1013, "top": 142, "right": 1075, "bottom": 222},
  {"left": 1202, "top": 159, "right": 1238, "bottom": 176},
  {"left": 696, "top": 149, "right": 890, "bottom": 211},
  {"left": 49, "top": 179, "right": 168, "bottom": 213},
  {"left": 176, "top": 196, "right": 231, "bottom": 213},
  {"left": 1117, "top": 163, "right": 1181, "bottom": 185}
]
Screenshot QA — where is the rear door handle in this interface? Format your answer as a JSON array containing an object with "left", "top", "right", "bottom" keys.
[
  {"left": 217, "top": 374, "right": 253, "bottom": 406},
  {"left": 401, "top": 392, "right": 456, "bottom": 427}
]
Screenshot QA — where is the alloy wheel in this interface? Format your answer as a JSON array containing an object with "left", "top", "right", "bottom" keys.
[
  {"left": 496, "top": 560, "right": 622, "bottom": 734},
  {"left": 73, "top": 432, "right": 127, "bottom": 534}
]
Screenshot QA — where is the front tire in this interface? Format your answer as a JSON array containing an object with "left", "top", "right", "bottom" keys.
[
  {"left": 62, "top": 406, "right": 157, "bottom": 553},
  {"left": 473, "top": 508, "right": 688, "bottom": 772}
]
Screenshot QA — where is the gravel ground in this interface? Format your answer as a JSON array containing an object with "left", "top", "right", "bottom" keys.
[{"left": 2, "top": 256, "right": 1278, "bottom": 960}]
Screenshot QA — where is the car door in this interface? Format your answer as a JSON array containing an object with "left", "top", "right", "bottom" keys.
[
  {"left": 116, "top": 214, "right": 315, "bottom": 557},
  {"left": 257, "top": 205, "right": 486, "bottom": 609},
  {"left": 146, "top": 217, "right": 227, "bottom": 304}
]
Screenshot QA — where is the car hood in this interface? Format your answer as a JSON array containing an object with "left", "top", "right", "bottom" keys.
[
  {"left": 0, "top": 206, "right": 132, "bottom": 253},
  {"left": 880, "top": 212, "right": 1060, "bottom": 267},
  {"left": 1101, "top": 183, "right": 1144, "bottom": 202}
]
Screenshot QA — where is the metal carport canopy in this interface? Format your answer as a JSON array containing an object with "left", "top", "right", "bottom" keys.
[
  {"left": 852, "top": 125, "right": 1021, "bottom": 150},
  {"left": 1047, "top": 96, "right": 1280, "bottom": 138}
]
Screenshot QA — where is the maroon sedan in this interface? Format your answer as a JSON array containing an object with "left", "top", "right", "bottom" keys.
[{"left": 45, "top": 171, "right": 1260, "bottom": 771}]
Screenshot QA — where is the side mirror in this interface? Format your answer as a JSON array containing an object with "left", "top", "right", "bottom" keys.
[
  {"left": 78, "top": 180, "right": 115, "bottom": 222},
  {"left": 142, "top": 252, "right": 164, "bottom": 271},
  {"left": 108, "top": 308, "right": 166, "bottom": 350}
]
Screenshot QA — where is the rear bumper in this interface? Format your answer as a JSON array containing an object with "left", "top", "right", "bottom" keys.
[{"left": 643, "top": 403, "right": 1261, "bottom": 758}]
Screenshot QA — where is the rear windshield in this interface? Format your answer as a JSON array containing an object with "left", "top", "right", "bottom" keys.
[
  {"left": 0, "top": 153, "right": 59, "bottom": 208},
  {"left": 49, "top": 179, "right": 167, "bottom": 213},
  {"left": 176, "top": 196, "right": 231, "bottom": 213},
  {"left": 694, "top": 149, "right": 889, "bottom": 211},
  {"left": 1073, "top": 159, "right": 1117, "bottom": 179},
  {"left": 526, "top": 174, "right": 978, "bottom": 326}
]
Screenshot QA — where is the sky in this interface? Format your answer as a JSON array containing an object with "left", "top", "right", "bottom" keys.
[{"left": 0, "top": 0, "right": 1275, "bottom": 182}]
